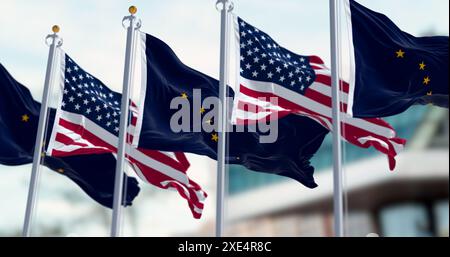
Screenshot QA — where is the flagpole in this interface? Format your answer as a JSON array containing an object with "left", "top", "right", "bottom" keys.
[
  {"left": 23, "top": 25, "right": 63, "bottom": 237},
  {"left": 329, "top": 0, "right": 344, "bottom": 237},
  {"left": 215, "top": 0, "right": 233, "bottom": 237},
  {"left": 111, "top": 6, "right": 140, "bottom": 237}
]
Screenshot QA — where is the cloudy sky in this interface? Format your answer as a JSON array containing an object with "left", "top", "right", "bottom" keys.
[
  {"left": 0, "top": 0, "right": 448, "bottom": 236},
  {"left": 1, "top": 0, "right": 448, "bottom": 98}
]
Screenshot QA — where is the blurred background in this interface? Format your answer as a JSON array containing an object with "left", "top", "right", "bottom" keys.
[{"left": 0, "top": 0, "right": 448, "bottom": 237}]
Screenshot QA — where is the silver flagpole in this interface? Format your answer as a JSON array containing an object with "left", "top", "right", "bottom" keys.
[
  {"left": 329, "top": 0, "right": 344, "bottom": 237},
  {"left": 215, "top": 0, "right": 233, "bottom": 237},
  {"left": 111, "top": 6, "right": 140, "bottom": 237},
  {"left": 23, "top": 25, "right": 63, "bottom": 237}
]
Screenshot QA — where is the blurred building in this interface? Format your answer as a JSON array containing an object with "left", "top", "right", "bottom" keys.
[{"left": 226, "top": 106, "right": 449, "bottom": 237}]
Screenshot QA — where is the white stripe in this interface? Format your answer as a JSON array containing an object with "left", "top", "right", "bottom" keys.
[
  {"left": 127, "top": 125, "right": 135, "bottom": 135},
  {"left": 234, "top": 108, "right": 273, "bottom": 120},
  {"left": 314, "top": 69, "right": 333, "bottom": 76},
  {"left": 130, "top": 105, "right": 139, "bottom": 113},
  {"left": 311, "top": 63, "right": 327, "bottom": 70},
  {"left": 358, "top": 136, "right": 390, "bottom": 151},
  {"left": 54, "top": 135, "right": 96, "bottom": 149},
  {"left": 194, "top": 189, "right": 206, "bottom": 203},
  {"left": 237, "top": 93, "right": 286, "bottom": 111},
  {"left": 192, "top": 205, "right": 203, "bottom": 215},
  {"left": 238, "top": 77, "right": 396, "bottom": 138}
]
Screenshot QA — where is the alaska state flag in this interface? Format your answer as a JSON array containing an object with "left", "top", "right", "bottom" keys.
[
  {"left": 0, "top": 63, "right": 140, "bottom": 207},
  {"left": 136, "top": 33, "right": 329, "bottom": 188},
  {"left": 347, "top": 0, "right": 449, "bottom": 118}
]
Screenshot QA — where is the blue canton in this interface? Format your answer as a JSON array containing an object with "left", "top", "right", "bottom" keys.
[
  {"left": 61, "top": 54, "right": 123, "bottom": 136},
  {"left": 238, "top": 17, "right": 316, "bottom": 94}
]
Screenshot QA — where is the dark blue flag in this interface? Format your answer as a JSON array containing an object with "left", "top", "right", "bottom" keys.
[
  {"left": 137, "top": 33, "right": 329, "bottom": 188},
  {"left": 347, "top": 0, "right": 449, "bottom": 118},
  {"left": 0, "top": 63, "right": 140, "bottom": 208}
]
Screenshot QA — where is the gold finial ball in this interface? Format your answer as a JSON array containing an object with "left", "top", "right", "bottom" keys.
[
  {"left": 129, "top": 6, "right": 137, "bottom": 15},
  {"left": 52, "top": 25, "right": 60, "bottom": 33}
]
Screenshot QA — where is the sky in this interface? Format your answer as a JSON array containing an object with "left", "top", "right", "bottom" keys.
[
  {"left": 0, "top": 0, "right": 448, "bottom": 99},
  {"left": 0, "top": 0, "right": 448, "bottom": 236}
]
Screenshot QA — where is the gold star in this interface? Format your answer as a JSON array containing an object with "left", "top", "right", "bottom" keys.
[
  {"left": 395, "top": 49, "right": 405, "bottom": 58},
  {"left": 21, "top": 114, "right": 30, "bottom": 122},
  {"left": 211, "top": 133, "right": 218, "bottom": 142},
  {"left": 200, "top": 107, "right": 205, "bottom": 114},
  {"left": 419, "top": 61, "right": 426, "bottom": 70},
  {"left": 427, "top": 91, "right": 433, "bottom": 96},
  {"left": 57, "top": 168, "right": 64, "bottom": 173},
  {"left": 423, "top": 76, "right": 431, "bottom": 85},
  {"left": 181, "top": 92, "right": 188, "bottom": 99}
]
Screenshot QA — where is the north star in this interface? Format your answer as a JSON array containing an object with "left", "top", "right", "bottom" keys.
[{"left": 178, "top": 241, "right": 212, "bottom": 255}]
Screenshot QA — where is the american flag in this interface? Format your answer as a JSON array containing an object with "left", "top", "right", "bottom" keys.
[
  {"left": 47, "top": 53, "right": 206, "bottom": 218},
  {"left": 232, "top": 17, "right": 406, "bottom": 170}
]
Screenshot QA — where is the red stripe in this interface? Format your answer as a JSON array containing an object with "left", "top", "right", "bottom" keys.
[
  {"left": 131, "top": 116, "right": 137, "bottom": 126},
  {"left": 309, "top": 55, "right": 325, "bottom": 64},
  {"left": 315, "top": 74, "right": 350, "bottom": 94}
]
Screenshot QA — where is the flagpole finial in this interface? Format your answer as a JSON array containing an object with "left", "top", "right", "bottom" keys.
[
  {"left": 122, "top": 6, "right": 141, "bottom": 29},
  {"left": 52, "top": 25, "right": 60, "bottom": 34},
  {"left": 215, "top": 0, "right": 234, "bottom": 12},
  {"left": 46, "top": 25, "right": 63, "bottom": 47},
  {"left": 129, "top": 6, "right": 137, "bottom": 15}
]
